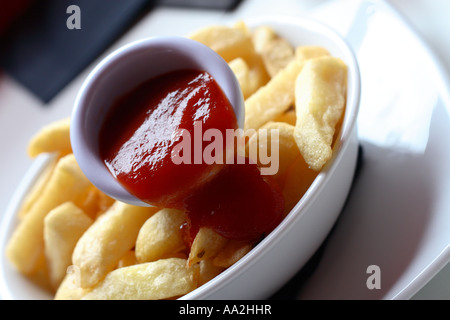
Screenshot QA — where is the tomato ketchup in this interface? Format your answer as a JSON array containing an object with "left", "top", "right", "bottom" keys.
[{"left": 99, "top": 69, "right": 284, "bottom": 243}]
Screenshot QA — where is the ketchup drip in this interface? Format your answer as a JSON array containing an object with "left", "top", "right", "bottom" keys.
[{"left": 99, "top": 69, "right": 284, "bottom": 243}]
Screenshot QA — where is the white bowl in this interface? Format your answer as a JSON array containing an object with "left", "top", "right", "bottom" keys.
[{"left": 0, "top": 15, "right": 360, "bottom": 300}]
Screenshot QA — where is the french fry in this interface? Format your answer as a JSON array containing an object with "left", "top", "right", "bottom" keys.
[
  {"left": 198, "top": 259, "right": 225, "bottom": 286},
  {"left": 71, "top": 201, "right": 158, "bottom": 288},
  {"left": 117, "top": 250, "right": 137, "bottom": 268},
  {"left": 213, "top": 240, "right": 253, "bottom": 268},
  {"left": 81, "top": 258, "right": 199, "bottom": 300},
  {"left": 251, "top": 25, "right": 276, "bottom": 53},
  {"left": 44, "top": 202, "right": 93, "bottom": 288},
  {"left": 294, "top": 56, "right": 347, "bottom": 171},
  {"left": 246, "top": 53, "right": 271, "bottom": 98},
  {"left": 17, "top": 154, "right": 58, "bottom": 219},
  {"left": 282, "top": 155, "right": 319, "bottom": 215},
  {"left": 252, "top": 26, "right": 295, "bottom": 77},
  {"left": 54, "top": 267, "right": 91, "bottom": 300},
  {"left": 247, "top": 121, "right": 299, "bottom": 184},
  {"left": 244, "top": 46, "right": 329, "bottom": 131},
  {"left": 188, "top": 24, "right": 254, "bottom": 63},
  {"left": 27, "top": 252, "right": 54, "bottom": 293},
  {"left": 187, "top": 228, "right": 228, "bottom": 267},
  {"left": 27, "top": 118, "right": 72, "bottom": 158},
  {"left": 77, "top": 185, "right": 115, "bottom": 220},
  {"left": 273, "top": 109, "right": 296, "bottom": 126},
  {"left": 229, "top": 57, "right": 252, "bottom": 99},
  {"left": 190, "top": 23, "right": 270, "bottom": 96},
  {"left": 135, "top": 208, "right": 187, "bottom": 263},
  {"left": 6, "top": 154, "right": 92, "bottom": 275}
]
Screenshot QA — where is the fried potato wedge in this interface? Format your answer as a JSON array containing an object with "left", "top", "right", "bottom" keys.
[
  {"left": 190, "top": 23, "right": 270, "bottom": 97},
  {"left": 247, "top": 121, "right": 299, "bottom": 184},
  {"left": 44, "top": 202, "right": 93, "bottom": 288},
  {"left": 252, "top": 26, "right": 295, "bottom": 77},
  {"left": 198, "top": 259, "right": 225, "bottom": 286},
  {"left": 273, "top": 109, "right": 296, "bottom": 126},
  {"left": 282, "top": 155, "right": 319, "bottom": 215},
  {"left": 135, "top": 208, "right": 187, "bottom": 263},
  {"left": 6, "top": 154, "right": 92, "bottom": 275},
  {"left": 244, "top": 46, "right": 329, "bottom": 131},
  {"left": 116, "top": 250, "right": 137, "bottom": 269},
  {"left": 71, "top": 201, "right": 158, "bottom": 288},
  {"left": 81, "top": 258, "right": 198, "bottom": 300},
  {"left": 187, "top": 228, "right": 228, "bottom": 267},
  {"left": 27, "top": 118, "right": 72, "bottom": 158},
  {"left": 294, "top": 56, "right": 347, "bottom": 171},
  {"left": 229, "top": 57, "right": 252, "bottom": 99},
  {"left": 78, "top": 185, "right": 115, "bottom": 220},
  {"left": 188, "top": 24, "right": 254, "bottom": 62},
  {"left": 54, "top": 267, "right": 91, "bottom": 300},
  {"left": 212, "top": 240, "right": 253, "bottom": 269},
  {"left": 17, "top": 154, "right": 58, "bottom": 219}
]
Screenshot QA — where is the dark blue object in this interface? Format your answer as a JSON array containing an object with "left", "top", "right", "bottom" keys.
[{"left": 0, "top": 0, "right": 242, "bottom": 104}]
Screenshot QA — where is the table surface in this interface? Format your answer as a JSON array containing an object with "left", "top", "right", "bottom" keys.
[{"left": 0, "top": 0, "right": 449, "bottom": 300}]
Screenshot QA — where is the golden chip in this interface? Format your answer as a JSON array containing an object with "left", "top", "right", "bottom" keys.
[
  {"left": 135, "top": 208, "right": 187, "bottom": 263},
  {"left": 27, "top": 117, "right": 72, "bottom": 158},
  {"left": 244, "top": 46, "right": 329, "bottom": 131},
  {"left": 44, "top": 202, "right": 93, "bottom": 288},
  {"left": 82, "top": 258, "right": 198, "bottom": 300},
  {"left": 71, "top": 201, "right": 158, "bottom": 288},
  {"left": 294, "top": 56, "right": 347, "bottom": 171},
  {"left": 6, "top": 154, "right": 92, "bottom": 275}
]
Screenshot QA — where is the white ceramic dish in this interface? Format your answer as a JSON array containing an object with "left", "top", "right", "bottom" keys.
[{"left": 0, "top": 16, "right": 361, "bottom": 300}]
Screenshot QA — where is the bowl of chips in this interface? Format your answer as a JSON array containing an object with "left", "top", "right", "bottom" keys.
[{"left": 0, "top": 15, "right": 360, "bottom": 300}]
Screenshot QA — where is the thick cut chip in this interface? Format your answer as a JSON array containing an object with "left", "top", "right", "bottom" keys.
[
  {"left": 71, "top": 201, "right": 158, "bottom": 288},
  {"left": 247, "top": 121, "right": 299, "bottom": 183},
  {"left": 6, "top": 154, "right": 92, "bottom": 275},
  {"left": 117, "top": 250, "right": 137, "bottom": 269},
  {"left": 244, "top": 46, "right": 329, "bottom": 131},
  {"left": 187, "top": 228, "right": 228, "bottom": 267},
  {"left": 44, "top": 202, "right": 93, "bottom": 288},
  {"left": 282, "top": 155, "right": 319, "bottom": 215},
  {"left": 294, "top": 56, "right": 347, "bottom": 171},
  {"left": 78, "top": 185, "right": 115, "bottom": 220},
  {"left": 81, "top": 258, "right": 198, "bottom": 300},
  {"left": 27, "top": 118, "right": 72, "bottom": 158},
  {"left": 54, "top": 267, "right": 92, "bottom": 300},
  {"left": 135, "top": 208, "right": 187, "bottom": 263},
  {"left": 251, "top": 25, "right": 276, "bottom": 53},
  {"left": 198, "top": 259, "right": 225, "bottom": 286},
  {"left": 252, "top": 26, "right": 295, "bottom": 77},
  {"left": 17, "top": 154, "right": 58, "bottom": 219},
  {"left": 273, "top": 109, "right": 296, "bottom": 126},
  {"left": 190, "top": 23, "right": 270, "bottom": 96},
  {"left": 188, "top": 24, "right": 254, "bottom": 62},
  {"left": 229, "top": 57, "right": 252, "bottom": 99},
  {"left": 229, "top": 56, "right": 268, "bottom": 100},
  {"left": 212, "top": 240, "right": 253, "bottom": 268}
]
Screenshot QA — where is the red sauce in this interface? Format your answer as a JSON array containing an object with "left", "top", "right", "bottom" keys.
[{"left": 99, "top": 69, "right": 284, "bottom": 243}]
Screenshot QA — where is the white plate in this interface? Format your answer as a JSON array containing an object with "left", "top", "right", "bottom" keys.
[{"left": 294, "top": 0, "right": 450, "bottom": 300}]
